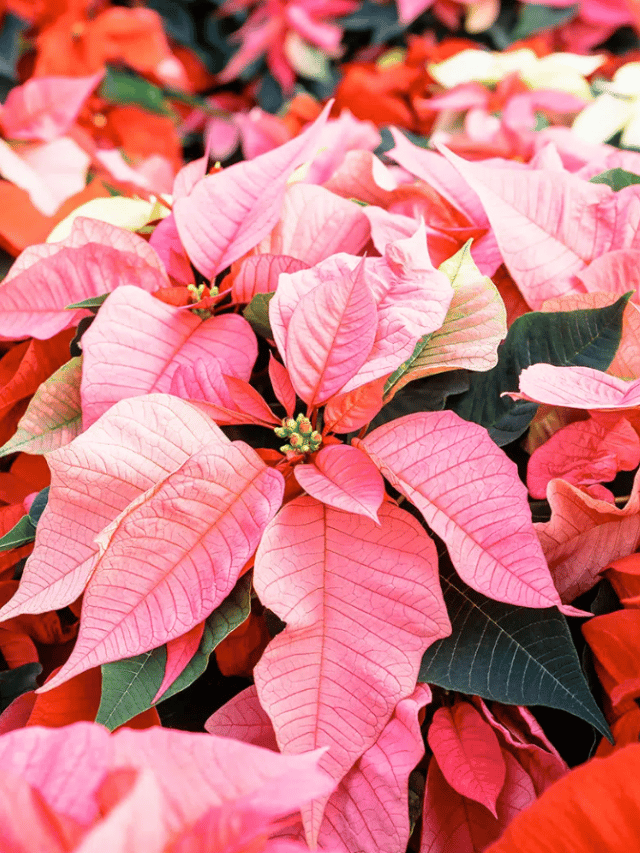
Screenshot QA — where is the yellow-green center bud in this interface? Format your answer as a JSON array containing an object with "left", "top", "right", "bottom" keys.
[{"left": 274, "top": 413, "right": 323, "bottom": 455}]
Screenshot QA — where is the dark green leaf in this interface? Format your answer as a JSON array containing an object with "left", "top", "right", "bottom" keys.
[
  {"left": 341, "top": 0, "right": 407, "bottom": 41},
  {"left": 97, "top": 575, "right": 251, "bottom": 730},
  {"left": 0, "top": 662, "right": 41, "bottom": 713},
  {"left": 66, "top": 294, "right": 110, "bottom": 311},
  {"left": 590, "top": 168, "right": 640, "bottom": 191},
  {"left": 0, "top": 14, "right": 28, "bottom": 80},
  {"left": 28, "top": 487, "right": 49, "bottom": 525},
  {"left": 449, "top": 293, "right": 630, "bottom": 446},
  {"left": 0, "top": 514, "right": 36, "bottom": 551},
  {"left": 367, "top": 371, "right": 470, "bottom": 433},
  {"left": 420, "top": 562, "right": 611, "bottom": 739},
  {"left": 243, "top": 292, "right": 275, "bottom": 339},
  {"left": 159, "top": 573, "right": 251, "bottom": 703},
  {"left": 509, "top": 3, "right": 578, "bottom": 41},
  {"left": 99, "top": 67, "right": 174, "bottom": 116}
]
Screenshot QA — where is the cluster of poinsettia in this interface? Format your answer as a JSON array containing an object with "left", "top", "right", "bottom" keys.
[{"left": 0, "top": 80, "right": 640, "bottom": 851}]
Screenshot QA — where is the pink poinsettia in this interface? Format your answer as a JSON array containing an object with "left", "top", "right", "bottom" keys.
[
  {"left": 0, "top": 722, "right": 337, "bottom": 853},
  {"left": 216, "top": 0, "right": 359, "bottom": 92}
]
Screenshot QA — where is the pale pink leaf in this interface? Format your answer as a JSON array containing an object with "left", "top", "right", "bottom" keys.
[
  {"left": 427, "top": 701, "right": 506, "bottom": 817},
  {"left": 0, "top": 395, "right": 227, "bottom": 621},
  {"left": 318, "top": 682, "right": 432, "bottom": 853},
  {"left": 387, "top": 241, "right": 506, "bottom": 396},
  {"left": 340, "top": 223, "right": 454, "bottom": 394},
  {"left": 294, "top": 444, "right": 385, "bottom": 523},
  {"left": 0, "top": 722, "right": 111, "bottom": 824},
  {"left": 110, "top": 727, "right": 336, "bottom": 831},
  {"left": 206, "top": 685, "right": 278, "bottom": 751},
  {"left": 438, "top": 144, "right": 640, "bottom": 308},
  {"left": 0, "top": 218, "right": 168, "bottom": 340},
  {"left": 80, "top": 286, "right": 257, "bottom": 427},
  {"left": 0, "top": 356, "right": 82, "bottom": 457},
  {"left": 359, "top": 410, "right": 569, "bottom": 609},
  {"left": 420, "top": 750, "right": 536, "bottom": 853},
  {"left": 474, "top": 700, "right": 568, "bottom": 796},
  {"left": 75, "top": 770, "right": 170, "bottom": 853},
  {"left": 40, "top": 440, "right": 284, "bottom": 690},
  {"left": 256, "top": 183, "right": 370, "bottom": 264},
  {"left": 269, "top": 354, "right": 296, "bottom": 418},
  {"left": 536, "top": 471, "right": 640, "bottom": 602},
  {"left": 173, "top": 101, "right": 332, "bottom": 278},
  {"left": 322, "top": 376, "right": 386, "bottom": 434},
  {"left": 170, "top": 359, "right": 279, "bottom": 427},
  {"left": 527, "top": 416, "right": 640, "bottom": 498},
  {"left": 397, "top": 0, "right": 433, "bottom": 23},
  {"left": 232, "top": 255, "right": 309, "bottom": 304},
  {"left": 515, "top": 363, "right": 640, "bottom": 409},
  {"left": 285, "top": 258, "right": 378, "bottom": 405},
  {"left": 205, "top": 681, "right": 435, "bottom": 853},
  {"left": 0, "top": 137, "right": 88, "bottom": 216},
  {"left": 148, "top": 214, "right": 194, "bottom": 286},
  {"left": 152, "top": 622, "right": 206, "bottom": 704},
  {"left": 323, "top": 150, "right": 401, "bottom": 207},
  {"left": 253, "top": 496, "right": 451, "bottom": 845},
  {"left": 0, "top": 770, "right": 78, "bottom": 853},
  {"left": 303, "top": 109, "right": 381, "bottom": 186}
]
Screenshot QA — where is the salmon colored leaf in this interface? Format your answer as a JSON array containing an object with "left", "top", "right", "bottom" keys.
[
  {"left": 0, "top": 770, "right": 79, "bottom": 853},
  {"left": 322, "top": 376, "right": 387, "bottom": 434},
  {"left": 269, "top": 355, "right": 296, "bottom": 418},
  {"left": 284, "top": 257, "right": 378, "bottom": 406},
  {"left": 206, "top": 684, "right": 277, "bottom": 751},
  {"left": 0, "top": 395, "right": 229, "bottom": 622},
  {"left": 427, "top": 701, "right": 506, "bottom": 817},
  {"left": 232, "top": 254, "right": 309, "bottom": 305},
  {"left": 419, "top": 560, "right": 611, "bottom": 737},
  {"left": 440, "top": 144, "right": 640, "bottom": 309},
  {"left": 527, "top": 416, "right": 640, "bottom": 498},
  {"left": 171, "top": 360, "right": 280, "bottom": 428},
  {"left": 536, "top": 473, "right": 640, "bottom": 603},
  {"left": 294, "top": 444, "right": 385, "bottom": 523},
  {"left": 40, "top": 439, "right": 284, "bottom": 691},
  {"left": 25, "top": 665, "right": 160, "bottom": 730},
  {"left": 360, "top": 410, "right": 568, "bottom": 610},
  {"left": 421, "top": 749, "right": 536, "bottom": 853},
  {"left": 1, "top": 72, "right": 104, "bottom": 141},
  {"left": 253, "top": 496, "right": 450, "bottom": 845},
  {"left": 0, "top": 219, "right": 168, "bottom": 340},
  {"left": 515, "top": 362, "right": 640, "bottom": 409},
  {"left": 485, "top": 744, "right": 640, "bottom": 853},
  {"left": 0, "top": 357, "right": 82, "bottom": 457},
  {"left": 450, "top": 293, "right": 629, "bottom": 446},
  {"left": 385, "top": 241, "right": 506, "bottom": 399},
  {"left": 81, "top": 286, "right": 258, "bottom": 427},
  {"left": 582, "top": 609, "right": 640, "bottom": 715},
  {"left": 98, "top": 575, "right": 251, "bottom": 730},
  {"left": 173, "top": 101, "right": 332, "bottom": 278}
]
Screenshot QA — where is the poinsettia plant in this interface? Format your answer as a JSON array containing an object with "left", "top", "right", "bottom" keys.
[{"left": 3, "top": 31, "right": 640, "bottom": 845}]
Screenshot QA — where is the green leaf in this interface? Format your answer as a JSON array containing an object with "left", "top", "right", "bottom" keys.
[
  {"left": 0, "top": 514, "right": 36, "bottom": 551},
  {"left": 158, "top": 573, "right": 252, "bottom": 703},
  {"left": 367, "top": 371, "right": 470, "bottom": 433},
  {"left": 66, "top": 294, "right": 110, "bottom": 311},
  {"left": 509, "top": 3, "right": 578, "bottom": 42},
  {"left": 448, "top": 293, "right": 630, "bottom": 446},
  {"left": 28, "top": 487, "right": 49, "bottom": 525},
  {"left": 384, "top": 333, "right": 433, "bottom": 397},
  {"left": 589, "top": 168, "right": 640, "bottom": 191},
  {"left": 99, "top": 67, "right": 174, "bottom": 116},
  {"left": 243, "top": 292, "right": 275, "bottom": 340},
  {"left": 420, "top": 561, "right": 611, "bottom": 739},
  {"left": 0, "top": 14, "right": 28, "bottom": 81},
  {"left": 0, "top": 662, "right": 41, "bottom": 714},
  {"left": 97, "top": 575, "right": 251, "bottom": 730}
]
